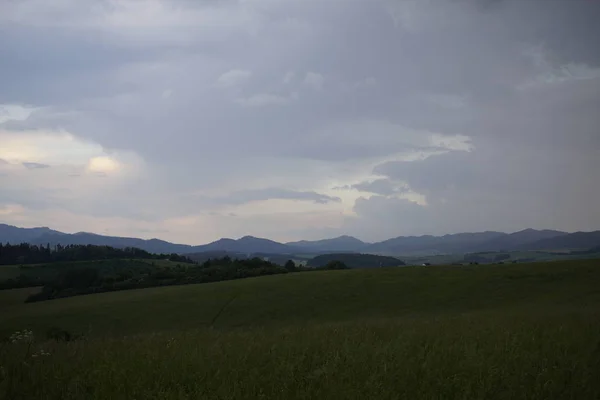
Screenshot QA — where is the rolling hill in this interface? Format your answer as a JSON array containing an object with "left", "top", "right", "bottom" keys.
[
  {"left": 473, "top": 228, "right": 567, "bottom": 251},
  {"left": 0, "top": 225, "right": 297, "bottom": 255},
  {"left": 1, "top": 260, "right": 600, "bottom": 399},
  {"left": 286, "top": 235, "right": 368, "bottom": 253},
  {"left": 2, "top": 223, "right": 599, "bottom": 257},
  {"left": 364, "top": 231, "right": 506, "bottom": 255},
  {"left": 307, "top": 253, "right": 405, "bottom": 268},
  {"left": 193, "top": 236, "right": 296, "bottom": 254},
  {"left": 33, "top": 232, "right": 195, "bottom": 254},
  {"left": 523, "top": 231, "right": 600, "bottom": 250},
  {"left": 0, "top": 224, "right": 65, "bottom": 244}
]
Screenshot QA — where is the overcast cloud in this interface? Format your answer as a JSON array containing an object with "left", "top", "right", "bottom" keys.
[{"left": 1, "top": 0, "right": 599, "bottom": 244}]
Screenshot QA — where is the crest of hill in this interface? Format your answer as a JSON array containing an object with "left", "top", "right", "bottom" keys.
[
  {"left": 0, "top": 224, "right": 65, "bottom": 244},
  {"left": 2, "top": 224, "right": 600, "bottom": 257},
  {"left": 473, "top": 229, "right": 567, "bottom": 251},
  {"left": 32, "top": 232, "right": 194, "bottom": 254},
  {"left": 522, "top": 231, "right": 600, "bottom": 250},
  {"left": 194, "top": 236, "right": 295, "bottom": 254},
  {"left": 286, "top": 235, "right": 368, "bottom": 253},
  {"left": 307, "top": 253, "right": 405, "bottom": 269},
  {"left": 364, "top": 231, "right": 507, "bottom": 255}
]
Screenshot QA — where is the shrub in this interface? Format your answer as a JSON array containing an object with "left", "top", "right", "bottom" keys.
[
  {"left": 284, "top": 260, "right": 297, "bottom": 272},
  {"left": 46, "top": 327, "right": 83, "bottom": 342},
  {"left": 322, "top": 260, "right": 349, "bottom": 270}
]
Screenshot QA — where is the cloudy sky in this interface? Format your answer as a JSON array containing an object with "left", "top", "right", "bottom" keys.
[{"left": 1, "top": 0, "right": 599, "bottom": 244}]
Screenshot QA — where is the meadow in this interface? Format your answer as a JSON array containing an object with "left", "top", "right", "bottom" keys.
[
  {"left": 0, "top": 266, "right": 19, "bottom": 281},
  {"left": 401, "top": 249, "right": 600, "bottom": 265},
  {"left": 1, "top": 259, "right": 600, "bottom": 399}
]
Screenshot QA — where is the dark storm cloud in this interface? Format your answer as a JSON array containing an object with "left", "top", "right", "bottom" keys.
[
  {"left": 344, "top": 179, "right": 409, "bottom": 197},
  {"left": 22, "top": 162, "right": 51, "bottom": 170},
  {"left": 0, "top": 0, "right": 599, "bottom": 242},
  {"left": 207, "top": 188, "right": 341, "bottom": 206}
]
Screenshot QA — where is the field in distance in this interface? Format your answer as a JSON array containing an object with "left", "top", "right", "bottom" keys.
[{"left": 1, "top": 259, "right": 600, "bottom": 399}]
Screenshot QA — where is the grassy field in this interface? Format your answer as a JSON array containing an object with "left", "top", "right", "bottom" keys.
[
  {"left": 0, "top": 287, "right": 41, "bottom": 308},
  {"left": 1, "top": 259, "right": 600, "bottom": 399},
  {"left": 0, "top": 266, "right": 19, "bottom": 281},
  {"left": 0, "top": 258, "right": 188, "bottom": 286},
  {"left": 400, "top": 250, "right": 600, "bottom": 265}
]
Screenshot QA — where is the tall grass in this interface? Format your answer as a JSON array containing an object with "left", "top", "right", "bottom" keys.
[
  {"left": 1, "top": 260, "right": 600, "bottom": 399},
  {"left": 2, "top": 312, "right": 599, "bottom": 400}
]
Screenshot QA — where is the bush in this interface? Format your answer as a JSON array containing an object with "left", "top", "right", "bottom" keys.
[
  {"left": 46, "top": 327, "right": 83, "bottom": 342},
  {"left": 284, "top": 260, "right": 297, "bottom": 272},
  {"left": 22, "top": 257, "right": 291, "bottom": 302},
  {"left": 59, "top": 268, "right": 100, "bottom": 289},
  {"left": 322, "top": 261, "right": 349, "bottom": 270}
]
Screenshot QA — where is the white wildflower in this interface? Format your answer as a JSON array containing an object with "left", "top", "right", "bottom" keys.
[
  {"left": 9, "top": 329, "right": 33, "bottom": 343},
  {"left": 31, "top": 349, "right": 50, "bottom": 358}
]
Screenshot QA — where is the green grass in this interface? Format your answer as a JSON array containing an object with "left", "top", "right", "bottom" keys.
[
  {"left": 0, "top": 266, "right": 19, "bottom": 281},
  {"left": 1, "top": 259, "right": 600, "bottom": 399},
  {"left": 3, "top": 258, "right": 186, "bottom": 275},
  {"left": 0, "top": 258, "right": 188, "bottom": 288},
  {"left": 401, "top": 250, "right": 600, "bottom": 266},
  {"left": 0, "top": 287, "right": 41, "bottom": 308}
]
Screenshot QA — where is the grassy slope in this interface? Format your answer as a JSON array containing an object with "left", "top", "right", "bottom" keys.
[
  {"left": 1, "top": 259, "right": 600, "bottom": 399},
  {"left": 0, "top": 287, "right": 41, "bottom": 309},
  {"left": 401, "top": 250, "right": 600, "bottom": 265},
  {"left": 0, "top": 258, "right": 187, "bottom": 284},
  {"left": 2, "top": 260, "right": 599, "bottom": 336},
  {"left": 0, "top": 266, "right": 19, "bottom": 281}
]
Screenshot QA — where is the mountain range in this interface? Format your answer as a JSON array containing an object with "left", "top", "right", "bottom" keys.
[
  {"left": 286, "top": 235, "right": 368, "bottom": 253},
  {"left": 1, "top": 223, "right": 599, "bottom": 256}
]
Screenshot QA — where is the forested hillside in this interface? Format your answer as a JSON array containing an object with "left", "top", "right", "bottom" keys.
[{"left": 0, "top": 243, "right": 194, "bottom": 265}]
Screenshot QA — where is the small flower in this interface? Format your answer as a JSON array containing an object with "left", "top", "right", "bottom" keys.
[
  {"left": 9, "top": 329, "right": 33, "bottom": 343},
  {"left": 31, "top": 349, "right": 50, "bottom": 358}
]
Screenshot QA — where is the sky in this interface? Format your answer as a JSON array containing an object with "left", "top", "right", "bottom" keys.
[{"left": 1, "top": 0, "right": 599, "bottom": 245}]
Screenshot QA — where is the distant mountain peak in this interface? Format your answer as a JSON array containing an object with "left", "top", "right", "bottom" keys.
[
  {"left": 212, "top": 238, "right": 236, "bottom": 244},
  {"left": 513, "top": 228, "right": 565, "bottom": 234},
  {"left": 1, "top": 223, "right": 596, "bottom": 257},
  {"left": 285, "top": 235, "right": 368, "bottom": 253},
  {"left": 239, "top": 235, "right": 260, "bottom": 241},
  {"left": 193, "top": 235, "right": 292, "bottom": 254},
  {"left": 333, "top": 235, "right": 366, "bottom": 243}
]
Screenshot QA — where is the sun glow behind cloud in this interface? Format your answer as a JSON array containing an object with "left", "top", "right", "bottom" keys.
[
  {"left": 0, "top": 129, "right": 103, "bottom": 165},
  {"left": 1, "top": 0, "right": 599, "bottom": 243},
  {"left": 87, "top": 156, "right": 121, "bottom": 173},
  {"left": 0, "top": 127, "right": 143, "bottom": 178}
]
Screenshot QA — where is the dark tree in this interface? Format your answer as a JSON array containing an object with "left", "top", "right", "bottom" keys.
[
  {"left": 0, "top": 243, "right": 195, "bottom": 265},
  {"left": 59, "top": 268, "right": 100, "bottom": 289},
  {"left": 494, "top": 253, "right": 511, "bottom": 262},
  {"left": 322, "top": 260, "right": 349, "bottom": 270},
  {"left": 25, "top": 255, "right": 290, "bottom": 302},
  {"left": 284, "top": 260, "right": 297, "bottom": 272}
]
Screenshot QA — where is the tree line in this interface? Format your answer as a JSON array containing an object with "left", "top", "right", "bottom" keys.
[
  {"left": 0, "top": 242, "right": 350, "bottom": 301},
  {"left": 0, "top": 243, "right": 195, "bottom": 265},
  {"left": 25, "top": 257, "right": 348, "bottom": 302}
]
